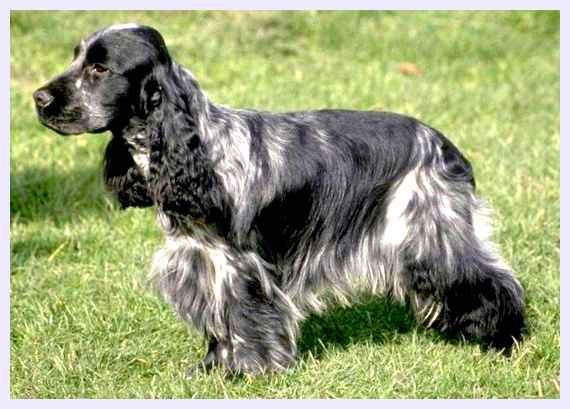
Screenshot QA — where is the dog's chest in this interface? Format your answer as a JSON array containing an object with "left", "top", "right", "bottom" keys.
[{"left": 124, "top": 132, "right": 150, "bottom": 176}]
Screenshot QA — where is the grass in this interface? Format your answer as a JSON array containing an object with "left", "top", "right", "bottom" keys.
[{"left": 10, "top": 11, "right": 560, "bottom": 398}]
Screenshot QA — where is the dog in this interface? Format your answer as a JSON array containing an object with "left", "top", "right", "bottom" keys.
[{"left": 33, "top": 24, "right": 525, "bottom": 375}]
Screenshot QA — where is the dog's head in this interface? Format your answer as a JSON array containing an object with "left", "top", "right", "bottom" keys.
[{"left": 33, "top": 24, "right": 171, "bottom": 135}]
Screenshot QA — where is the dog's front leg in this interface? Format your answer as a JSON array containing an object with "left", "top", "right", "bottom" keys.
[
  {"left": 188, "top": 274, "right": 299, "bottom": 376},
  {"left": 222, "top": 272, "right": 300, "bottom": 375},
  {"left": 186, "top": 337, "right": 233, "bottom": 377},
  {"left": 152, "top": 233, "right": 300, "bottom": 376}
]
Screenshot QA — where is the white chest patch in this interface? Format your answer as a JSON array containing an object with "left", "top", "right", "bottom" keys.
[
  {"left": 132, "top": 152, "right": 150, "bottom": 176},
  {"left": 124, "top": 132, "right": 150, "bottom": 177}
]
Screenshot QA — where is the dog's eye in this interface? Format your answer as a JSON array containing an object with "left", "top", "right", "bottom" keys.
[{"left": 92, "top": 64, "right": 109, "bottom": 75}]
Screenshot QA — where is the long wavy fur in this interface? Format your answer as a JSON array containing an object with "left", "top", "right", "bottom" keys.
[{"left": 38, "top": 25, "right": 525, "bottom": 376}]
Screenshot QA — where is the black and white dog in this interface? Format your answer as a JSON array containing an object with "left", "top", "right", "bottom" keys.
[{"left": 34, "top": 24, "right": 525, "bottom": 375}]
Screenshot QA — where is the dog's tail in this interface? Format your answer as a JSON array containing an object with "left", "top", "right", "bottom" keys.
[{"left": 399, "top": 127, "right": 525, "bottom": 349}]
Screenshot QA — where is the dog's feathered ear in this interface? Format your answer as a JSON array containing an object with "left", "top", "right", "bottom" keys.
[
  {"left": 139, "top": 72, "right": 163, "bottom": 116},
  {"left": 141, "top": 63, "right": 230, "bottom": 230}
]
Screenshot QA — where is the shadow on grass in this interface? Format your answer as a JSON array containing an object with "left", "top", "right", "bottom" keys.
[
  {"left": 296, "top": 295, "right": 523, "bottom": 358},
  {"left": 10, "top": 164, "right": 113, "bottom": 225},
  {"left": 297, "top": 296, "right": 416, "bottom": 359}
]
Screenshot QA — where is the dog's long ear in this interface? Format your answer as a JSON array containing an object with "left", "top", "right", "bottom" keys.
[
  {"left": 144, "top": 64, "right": 231, "bottom": 231},
  {"left": 139, "top": 73, "right": 163, "bottom": 117}
]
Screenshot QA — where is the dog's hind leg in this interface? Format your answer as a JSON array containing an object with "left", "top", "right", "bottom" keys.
[
  {"left": 406, "top": 246, "right": 526, "bottom": 349},
  {"left": 393, "top": 150, "right": 525, "bottom": 349}
]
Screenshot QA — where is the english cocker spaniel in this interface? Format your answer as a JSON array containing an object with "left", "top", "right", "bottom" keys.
[{"left": 34, "top": 24, "right": 525, "bottom": 375}]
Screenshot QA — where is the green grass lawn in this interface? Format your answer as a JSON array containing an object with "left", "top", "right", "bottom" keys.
[{"left": 10, "top": 11, "right": 560, "bottom": 398}]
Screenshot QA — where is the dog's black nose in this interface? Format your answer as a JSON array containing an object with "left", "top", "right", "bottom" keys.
[{"left": 33, "top": 89, "right": 54, "bottom": 108}]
